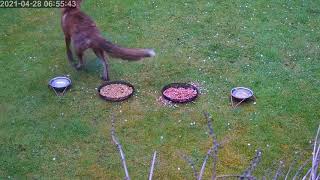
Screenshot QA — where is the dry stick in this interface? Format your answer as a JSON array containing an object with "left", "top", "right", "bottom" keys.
[
  {"left": 198, "top": 147, "right": 213, "bottom": 180},
  {"left": 242, "top": 149, "right": 262, "bottom": 178},
  {"left": 284, "top": 154, "right": 299, "bottom": 180},
  {"left": 263, "top": 166, "right": 273, "bottom": 180},
  {"left": 302, "top": 168, "right": 312, "bottom": 180},
  {"left": 273, "top": 161, "right": 284, "bottom": 180},
  {"left": 311, "top": 125, "right": 320, "bottom": 180},
  {"left": 111, "top": 116, "right": 130, "bottom": 180},
  {"left": 203, "top": 112, "right": 219, "bottom": 180},
  {"left": 216, "top": 174, "right": 255, "bottom": 179},
  {"left": 284, "top": 162, "right": 295, "bottom": 180},
  {"left": 211, "top": 144, "right": 219, "bottom": 180},
  {"left": 183, "top": 154, "right": 198, "bottom": 179},
  {"left": 292, "top": 158, "right": 312, "bottom": 180},
  {"left": 148, "top": 151, "right": 157, "bottom": 180},
  {"left": 313, "top": 149, "right": 320, "bottom": 179}
]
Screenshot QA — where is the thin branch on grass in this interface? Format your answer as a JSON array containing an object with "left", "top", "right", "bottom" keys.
[
  {"left": 182, "top": 154, "right": 198, "bottom": 179},
  {"left": 242, "top": 149, "right": 262, "bottom": 178},
  {"left": 285, "top": 154, "right": 299, "bottom": 180},
  {"left": 204, "top": 112, "right": 219, "bottom": 180},
  {"left": 263, "top": 166, "right": 273, "bottom": 180},
  {"left": 211, "top": 144, "right": 219, "bottom": 180},
  {"left": 273, "top": 161, "right": 284, "bottom": 180},
  {"left": 292, "top": 158, "right": 312, "bottom": 180},
  {"left": 216, "top": 174, "right": 255, "bottom": 179},
  {"left": 311, "top": 125, "right": 320, "bottom": 180},
  {"left": 111, "top": 115, "right": 130, "bottom": 180},
  {"left": 148, "top": 151, "right": 157, "bottom": 180},
  {"left": 302, "top": 167, "right": 312, "bottom": 180},
  {"left": 198, "top": 147, "right": 213, "bottom": 180}
]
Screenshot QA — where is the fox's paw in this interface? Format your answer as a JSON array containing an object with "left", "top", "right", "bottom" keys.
[
  {"left": 101, "top": 76, "right": 109, "bottom": 81},
  {"left": 74, "top": 63, "right": 84, "bottom": 70}
]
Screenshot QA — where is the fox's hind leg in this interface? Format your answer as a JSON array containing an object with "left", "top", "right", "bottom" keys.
[
  {"left": 73, "top": 41, "right": 87, "bottom": 70},
  {"left": 75, "top": 50, "right": 84, "bottom": 70},
  {"left": 94, "top": 49, "right": 109, "bottom": 81}
]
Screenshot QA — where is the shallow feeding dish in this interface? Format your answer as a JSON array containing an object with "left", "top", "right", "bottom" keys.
[
  {"left": 161, "top": 83, "right": 199, "bottom": 103},
  {"left": 98, "top": 80, "right": 135, "bottom": 102},
  {"left": 231, "top": 87, "right": 253, "bottom": 100},
  {"left": 230, "top": 87, "right": 255, "bottom": 108},
  {"left": 48, "top": 76, "right": 72, "bottom": 95}
]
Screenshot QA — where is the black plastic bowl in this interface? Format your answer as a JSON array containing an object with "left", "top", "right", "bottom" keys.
[
  {"left": 48, "top": 76, "right": 72, "bottom": 92},
  {"left": 161, "top": 83, "right": 199, "bottom": 103},
  {"left": 97, "top": 81, "right": 135, "bottom": 102}
]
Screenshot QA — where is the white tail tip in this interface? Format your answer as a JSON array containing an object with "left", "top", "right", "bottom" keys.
[{"left": 147, "top": 49, "right": 156, "bottom": 57}]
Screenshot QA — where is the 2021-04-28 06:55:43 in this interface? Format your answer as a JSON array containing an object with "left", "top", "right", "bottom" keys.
[{"left": 0, "top": 0, "right": 77, "bottom": 8}]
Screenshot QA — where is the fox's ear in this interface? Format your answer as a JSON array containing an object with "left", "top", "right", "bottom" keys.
[
  {"left": 76, "top": 0, "right": 83, "bottom": 6},
  {"left": 61, "top": 0, "right": 82, "bottom": 12}
]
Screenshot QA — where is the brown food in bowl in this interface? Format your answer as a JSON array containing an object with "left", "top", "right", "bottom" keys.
[
  {"left": 163, "top": 87, "right": 197, "bottom": 101},
  {"left": 100, "top": 84, "right": 133, "bottom": 99}
]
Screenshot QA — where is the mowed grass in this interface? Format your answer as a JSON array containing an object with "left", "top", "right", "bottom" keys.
[{"left": 0, "top": 0, "right": 320, "bottom": 179}]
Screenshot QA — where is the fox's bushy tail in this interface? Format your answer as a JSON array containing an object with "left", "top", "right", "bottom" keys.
[{"left": 98, "top": 38, "right": 155, "bottom": 60}]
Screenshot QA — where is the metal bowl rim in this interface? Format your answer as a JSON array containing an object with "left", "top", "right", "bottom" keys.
[
  {"left": 48, "top": 76, "right": 72, "bottom": 89},
  {"left": 230, "top": 87, "right": 254, "bottom": 99}
]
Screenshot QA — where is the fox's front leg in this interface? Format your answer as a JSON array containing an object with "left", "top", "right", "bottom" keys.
[{"left": 65, "top": 36, "right": 74, "bottom": 65}]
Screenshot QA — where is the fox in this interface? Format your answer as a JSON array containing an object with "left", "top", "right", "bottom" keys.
[{"left": 61, "top": 0, "right": 155, "bottom": 81}]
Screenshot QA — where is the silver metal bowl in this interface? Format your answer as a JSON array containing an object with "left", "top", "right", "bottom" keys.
[
  {"left": 231, "top": 87, "right": 253, "bottom": 100},
  {"left": 48, "top": 76, "right": 72, "bottom": 92}
]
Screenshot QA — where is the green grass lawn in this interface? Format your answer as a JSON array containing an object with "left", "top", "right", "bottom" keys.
[{"left": 1, "top": 0, "right": 320, "bottom": 179}]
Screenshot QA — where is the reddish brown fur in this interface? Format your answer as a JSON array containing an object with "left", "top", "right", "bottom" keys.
[{"left": 61, "top": 0, "right": 155, "bottom": 81}]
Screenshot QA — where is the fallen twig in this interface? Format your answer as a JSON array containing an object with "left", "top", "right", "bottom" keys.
[
  {"left": 302, "top": 167, "right": 312, "bottom": 180},
  {"left": 284, "top": 154, "right": 299, "bottom": 180},
  {"left": 203, "top": 112, "right": 219, "bottom": 180},
  {"left": 311, "top": 125, "right": 320, "bottom": 180},
  {"left": 182, "top": 154, "right": 198, "bottom": 179},
  {"left": 216, "top": 174, "right": 255, "bottom": 179},
  {"left": 111, "top": 115, "right": 130, "bottom": 180},
  {"left": 148, "top": 151, "right": 157, "bottom": 180},
  {"left": 198, "top": 147, "right": 213, "bottom": 180},
  {"left": 273, "top": 161, "right": 284, "bottom": 180},
  {"left": 292, "top": 157, "right": 312, "bottom": 180},
  {"left": 242, "top": 149, "right": 262, "bottom": 178}
]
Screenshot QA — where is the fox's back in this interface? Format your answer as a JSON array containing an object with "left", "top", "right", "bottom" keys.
[{"left": 61, "top": 9, "right": 100, "bottom": 40}]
